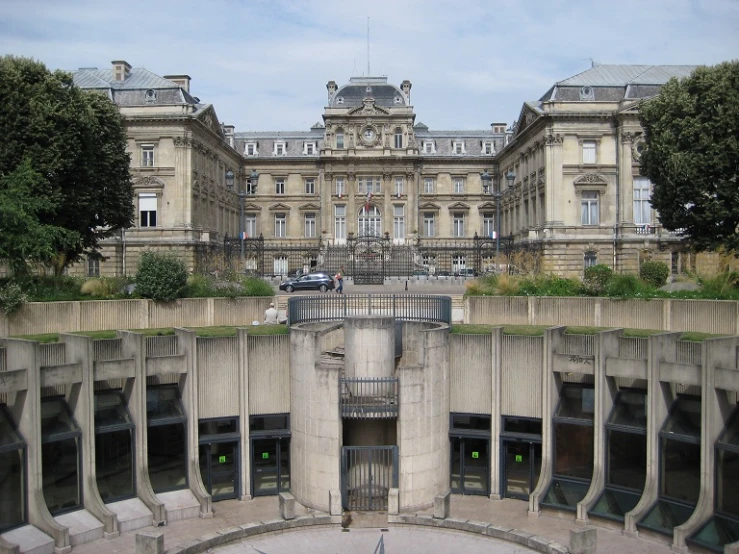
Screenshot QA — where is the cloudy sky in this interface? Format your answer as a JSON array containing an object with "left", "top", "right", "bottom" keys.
[{"left": 1, "top": 0, "right": 737, "bottom": 132}]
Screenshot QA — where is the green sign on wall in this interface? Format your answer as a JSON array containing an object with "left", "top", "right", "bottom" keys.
[
  {"left": 219, "top": 455, "right": 227, "bottom": 464},
  {"left": 471, "top": 451, "right": 479, "bottom": 459},
  {"left": 262, "top": 452, "right": 269, "bottom": 459},
  {"left": 515, "top": 454, "right": 523, "bottom": 463}
]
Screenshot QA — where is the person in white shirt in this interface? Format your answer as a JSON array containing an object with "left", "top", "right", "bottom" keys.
[{"left": 264, "top": 302, "right": 279, "bottom": 324}]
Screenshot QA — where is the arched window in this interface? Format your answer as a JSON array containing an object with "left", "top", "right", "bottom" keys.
[
  {"left": 394, "top": 128, "right": 403, "bottom": 149},
  {"left": 358, "top": 206, "right": 382, "bottom": 236}
]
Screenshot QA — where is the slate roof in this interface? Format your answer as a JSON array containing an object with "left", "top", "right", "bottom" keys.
[
  {"left": 72, "top": 67, "right": 199, "bottom": 106},
  {"left": 331, "top": 76, "right": 406, "bottom": 108}
]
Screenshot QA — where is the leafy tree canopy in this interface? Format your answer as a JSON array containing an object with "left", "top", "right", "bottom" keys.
[
  {"left": 0, "top": 56, "right": 134, "bottom": 275},
  {"left": 639, "top": 61, "right": 739, "bottom": 253}
]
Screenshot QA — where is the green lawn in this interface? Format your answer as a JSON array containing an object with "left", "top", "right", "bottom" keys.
[{"left": 450, "top": 324, "right": 722, "bottom": 341}]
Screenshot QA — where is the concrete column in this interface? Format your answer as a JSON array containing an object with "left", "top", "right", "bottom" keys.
[
  {"left": 237, "top": 328, "right": 251, "bottom": 500},
  {"left": 61, "top": 334, "right": 118, "bottom": 537},
  {"left": 529, "top": 327, "right": 565, "bottom": 515},
  {"left": 135, "top": 531, "right": 163, "bottom": 554},
  {"left": 119, "top": 332, "right": 165, "bottom": 525},
  {"left": 673, "top": 337, "right": 739, "bottom": 550},
  {"left": 577, "top": 329, "right": 620, "bottom": 523},
  {"left": 4, "top": 339, "right": 71, "bottom": 552},
  {"left": 289, "top": 325, "right": 341, "bottom": 512},
  {"left": 624, "top": 332, "right": 681, "bottom": 534},
  {"left": 343, "top": 316, "right": 394, "bottom": 378},
  {"left": 278, "top": 492, "right": 296, "bottom": 520},
  {"left": 174, "top": 329, "right": 212, "bottom": 517},
  {"left": 569, "top": 527, "right": 597, "bottom": 554},
  {"left": 489, "top": 327, "right": 503, "bottom": 499}
]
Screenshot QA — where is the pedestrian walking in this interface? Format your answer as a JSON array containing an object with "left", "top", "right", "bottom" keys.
[{"left": 335, "top": 268, "right": 344, "bottom": 294}]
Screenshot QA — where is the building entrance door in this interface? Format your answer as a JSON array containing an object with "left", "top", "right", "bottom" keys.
[
  {"left": 198, "top": 441, "right": 239, "bottom": 501},
  {"left": 251, "top": 437, "right": 290, "bottom": 497},
  {"left": 502, "top": 440, "right": 541, "bottom": 500},
  {"left": 450, "top": 436, "right": 489, "bottom": 495}
]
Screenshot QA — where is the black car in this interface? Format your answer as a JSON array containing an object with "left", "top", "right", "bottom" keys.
[{"left": 279, "top": 272, "right": 335, "bottom": 293}]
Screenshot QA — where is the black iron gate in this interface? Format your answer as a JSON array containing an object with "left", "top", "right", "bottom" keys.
[
  {"left": 349, "top": 233, "right": 388, "bottom": 285},
  {"left": 341, "top": 446, "right": 398, "bottom": 511}
]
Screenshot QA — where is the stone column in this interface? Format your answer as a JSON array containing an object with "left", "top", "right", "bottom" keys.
[
  {"left": 544, "top": 133, "right": 564, "bottom": 226},
  {"left": 347, "top": 173, "right": 357, "bottom": 236},
  {"left": 407, "top": 171, "right": 418, "bottom": 237},
  {"left": 174, "top": 137, "right": 193, "bottom": 228},
  {"left": 343, "top": 316, "right": 394, "bottom": 379},
  {"left": 321, "top": 170, "right": 332, "bottom": 240}
]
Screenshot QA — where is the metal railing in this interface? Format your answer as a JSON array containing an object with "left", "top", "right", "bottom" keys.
[
  {"left": 340, "top": 377, "right": 399, "bottom": 419},
  {"left": 288, "top": 294, "right": 451, "bottom": 325}
]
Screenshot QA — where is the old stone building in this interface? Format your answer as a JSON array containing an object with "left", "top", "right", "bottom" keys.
[{"left": 70, "top": 62, "right": 703, "bottom": 278}]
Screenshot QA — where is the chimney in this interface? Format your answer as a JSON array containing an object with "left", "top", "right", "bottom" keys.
[
  {"left": 111, "top": 60, "right": 131, "bottom": 82},
  {"left": 165, "top": 74, "right": 192, "bottom": 93},
  {"left": 326, "top": 80, "right": 337, "bottom": 102},
  {"left": 401, "top": 80, "right": 412, "bottom": 103},
  {"left": 491, "top": 122, "right": 507, "bottom": 134},
  {"left": 223, "top": 124, "right": 235, "bottom": 147}
]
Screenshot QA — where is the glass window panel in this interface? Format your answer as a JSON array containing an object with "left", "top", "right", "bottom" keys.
[
  {"left": 41, "top": 399, "right": 80, "bottom": 440},
  {"left": 280, "top": 437, "right": 290, "bottom": 491},
  {"left": 542, "top": 478, "right": 590, "bottom": 509},
  {"left": 42, "top": 437, "right": 81, "bottom": 514},
  {"left": 608, "top": 429, "right": 646, "bottom": 490},
  {"left": 662, "top": 396, "right": 701, "bottom": 440},
  {"left": 147, "top": 423, "right": 187, "bottom": 492},
  {"left": 590, "top": 488, "right": 642, "bottom": 521},
  {"left": 718, "top": 412, "right": 739, "bottom": 448},
  {"left": 252, "top": 438, "right": 278, "bottom": 496},
  {"left": 608, "top": 390, "right": 647, "bottom": 429},
  {"left": 146, "top": 386, "right": 185, "bottom": 423},
  {"left": 640, "top": 498, "right": 695, "bottom": 535},
  {"left": 503, "top": 417, "right": 542, "bottom": 436},
  {"left": 95, "top": 429, "right": 134, "bottom": 502},
  {"left": 662, "top": 438, "right": 700, "bottom": 503},
  {"left": 199, "top": 418, "right": 238, "bottom": 437},
  {"left": 450, "top": 437, "right": 461, "bottom": 492},
  {"left": 555, "top": 385, "right": 595, "bottom": 421},
  {"left": 717, "top": 449, "right": 739, "bottom": 517},
  {"left": 94, "top": 392, "right": 132, "bottom": 431},
  {"left": 689, "top": 515, "right": 739, "bottom": 552},
  {"left": 0, "top": 406, "right": 24, "bottom": 448},
  {"left": 0, "top": 449, "right": 25, "bottom": 532},
  {"left": 451, "top": 414, "right": 491, "bottom": 432},
  {"left": 554, "top": 422, "right": 593, "bottom": 480},
  {"left": 250, "top": 414, "right": 289, "bottom": 433}
]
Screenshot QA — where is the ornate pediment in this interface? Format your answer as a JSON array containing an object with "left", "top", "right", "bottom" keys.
[
  {"left": 419, "top": 202, "right": 441, "bottom": 211},
  {"left": 133, "top": 176, "right": 166, "bottom": 189},
  {"left": 268, "top": 203, "right": 292, "bottom": 211},
  {"left": 573, "top": 173, "right": 608, "bottom": 187},
  {"left": 242, "top": 202, "right": 262, "bottom": 211},
  {"left": 477, "top": 201, "right": 497, "bottom": 211},
  {"left": 514, "top": 103, "right": 542, "bottom": 136},
  {"left": 347, "top": 97, "right": 391, "bottom": 116},
  {"left": 198, "top": 106, "right": 225, "bottom": 137},
  {"left": 448, "top": 202, "right": 470, "bottom": 211},
  {"left": 298, "top": 203, "right": 321, "bottom": 212}
]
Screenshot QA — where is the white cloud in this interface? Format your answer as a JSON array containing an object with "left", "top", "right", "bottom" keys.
[{"left": 1, "top": 0, "right": 737, "bottom": 131}]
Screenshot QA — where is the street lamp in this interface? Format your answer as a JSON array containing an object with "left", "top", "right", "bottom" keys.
[
  {"left": 226, "top": 168, "right": 259, "bottom": 260},
  {"left": 481, "top": 169, "right": 515, "bottom": 256}
]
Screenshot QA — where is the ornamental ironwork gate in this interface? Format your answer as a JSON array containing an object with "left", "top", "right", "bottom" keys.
[
  {"left": 341, "top": 446, "right": 398, "bottom": 511},
  {"left": 349, "top": 233, "right": 390, "bottom": 285}
]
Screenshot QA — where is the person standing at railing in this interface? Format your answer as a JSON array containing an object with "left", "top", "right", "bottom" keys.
[{"left": 335, "top": 267, "right": 344, "bottom": 294}]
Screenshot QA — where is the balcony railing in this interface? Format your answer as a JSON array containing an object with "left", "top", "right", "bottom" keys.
[{"left": 340, "top": 377, "right": 399, "bottom": 419}]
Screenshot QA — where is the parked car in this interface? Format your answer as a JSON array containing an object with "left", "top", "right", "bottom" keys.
[
  {"left": 454, "top": 268, "right": 478, "bottom": 278},
  {"left": 435, "top": 270, "right": 451, "bottom": 277},
  {"left": 279, "top": 272, "right": 335, "bottom": 293}
]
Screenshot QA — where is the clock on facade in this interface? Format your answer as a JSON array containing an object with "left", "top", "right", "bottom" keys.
[{"left": 361, "top": 126, "right": 376, "bottom": 144}]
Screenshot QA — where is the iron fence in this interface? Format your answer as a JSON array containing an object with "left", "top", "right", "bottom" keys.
[
  {"left": 341, "top": 446, "right": 398, "bottom": 511},
  {"left": 288, "top": 294, "right": 452, "bottom": 325},
  {"left": 340, "top": 377, "right": 399, "bottom": 419}
]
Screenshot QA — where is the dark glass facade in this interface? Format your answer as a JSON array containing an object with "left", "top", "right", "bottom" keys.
[
  {"left": 0, "top": 406, "right": 26, "bottom": 533},
  {"left": 94, "top": 392, "right": 135, "bottom": 502},
  {"left": 250, "top": 414, "right": 290, "bottom": 497},
  {"left": 199, "top": 417, "right": 241, "bottom": 501},
  {"left": 147, "top": 386, "right": 187, "bottom": 493},
  {"left": 41, "top": 398, "right": 82, "bottom": 515}
]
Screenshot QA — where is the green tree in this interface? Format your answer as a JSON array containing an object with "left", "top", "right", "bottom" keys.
[
  {"left": 0, "top": 56, "right": 134, "bottom": 274},
  {"left": 639, "top": 61, "right": 739, "bottom": 253}
]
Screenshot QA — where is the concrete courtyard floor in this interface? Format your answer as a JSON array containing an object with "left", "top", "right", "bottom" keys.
[{"left": 69, "top": 495, "right": 675, "bottom": 554}]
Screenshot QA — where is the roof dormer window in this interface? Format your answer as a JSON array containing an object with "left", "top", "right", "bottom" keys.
[
  {"left": 482, "top": 141, "right": 494, "bottom": 155},
  {"left": 245, "top": 142, "right": 258, "bottom": 156},
  {"left": 422, "top": 141, "right": 435, "bottom": 154},
  {"left": 453, "top": 141, "right": 465, "bottom": 155},
  {"left": 274, "top": 141, "right": 287, "bottom": 156},
  {"left": 394, "top": 96, "right": 402, "bottom": 105},
  {"left": 335, "top": 96, "right": 344, "bottom": 105},
  {"left": 304, "top": 142, "right": 317, "bottom": 155}
]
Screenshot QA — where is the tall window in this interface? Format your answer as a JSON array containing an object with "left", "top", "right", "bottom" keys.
[
  {"left": 304, "top": 213, "right": 316, "bottom": 238},
  {"left": 453, "top": 213, "right": 465, "bottom": 237},
  {"left": 581, "top": 192, "right": 599, "bottom": 225},
  {"left": 94, "top": 392, "right": 135, "bottom": 503},
  {"left": 87, "top": 256, "right": 100, "bottom": 277},
  {"left": 359, "top": 176, "right": 381, "bottom": 194},
  {"left": 0, "top": 406, "right": 26, "bottom": 533},
  {"left": 273, "top": 256, "right": 288, "bottom": 275},
  {"left": 304, "top": 142, "right": 316, "bottom": 155},
  {"left": 453, "top": 177, "right": 464, "bottom": 194},
  {"left": 139, "top": 194, "right": 157, "bottom": 227},
  {"left": 423, "top": 212, "right": 436, "bottom": 237},
  {"left": 246, "top": 177, "right": 257, "bottom": 195},
  {"left": 274, "top": 213, "right": 286, "bottom": 237},
  {"left": 275, "top": 179, "right": 285, "bottom": 195},
  {"left": 245, "top": 143, "right": 257, "bottom": 156},
  {"left": 582, "top": 140, "right": 597, "bottom": 164},
  {"left": 395, "top": 177, "right": 404, "bottom": 197},
  {"left": 141, "top": 145, "right": 154, "bottom": 167},
  {"left": 336, "top": 131, "right": 345, "bottom": 149},
  {"left": 335, "top": 205, "right": 346, "bottom": 239},
  {"left": 634, "top": 178, "right": 652, "bottom": 225},
  {"left": 453, "top": 141, "right": 465, "bottom": 154},
  {"left": 393, "top": 205, "right": 405, "bottom": 239},
  {"left": 423, "top": 141, "right": 435, "bottom": 154},
  {"left": 245, "top": 214, "right": 257, "bottom": 238},
  {"left": 394, "top": 128, "right": 403, "bottom": 149},
  {"left": 358, "top": 206, "right": 381, "bottom": 236},
  {"left": 41, "top": 399, "right": 82, "bottom": 513},
  {"left": 423, "top": 177, "right": 434, "bottom": 194},
  {"left": 452, "top": 255, "right": 467, "bottom": 274},
  {"left": 584, "top": 251, "right": 598, "bottom": 268},
  {"left": 483, "top": 214, "right": 495, "bottom": 238},
  {"left": 274, "top": 142, "right": 286, "bottom": 156},
  {"left": 335, "top": 177, "right": 345, "bottom": 197},
  {"left": 304, "top": 178, "right": 315, "bottom": 195},
  {"left": 482, "top": 141, "right": 494, "bottom": 155}
]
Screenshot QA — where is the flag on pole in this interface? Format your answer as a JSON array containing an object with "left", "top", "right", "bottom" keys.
[{"left": 365, "top": 190, "right": 372, "bottom": 211}]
